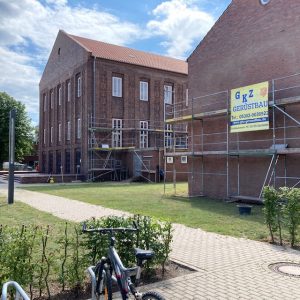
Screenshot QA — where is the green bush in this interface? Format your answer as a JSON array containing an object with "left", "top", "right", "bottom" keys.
[
  {"left": 0, "top": 225, "right": 41, "bottom": 292},
  {"left": 263, "top": 186, "right": 300, "bottom": 247},
  {"left": 279, "top": 187, "right": 300, "bottom": 247},
  {"left": 82, "top": 215, "right": 173, "bottom": 274},
  {"left": 263, "top": 186, "right": 279, "bottom": 243},
  {"left": 0, "top": 215, "right": 173, "bottom": 297}
]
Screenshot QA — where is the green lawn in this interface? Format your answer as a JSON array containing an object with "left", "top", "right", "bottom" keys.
[
  {"left": 0, "top": 196, "right": 70, "bottom": 229},
  {"left": 23, "top": 182, "right": 271, "bottom": 241}
]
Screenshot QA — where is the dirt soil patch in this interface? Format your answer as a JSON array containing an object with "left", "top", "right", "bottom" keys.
[{"left": 33, "top": 261, "right": 194, "bottom": 299}]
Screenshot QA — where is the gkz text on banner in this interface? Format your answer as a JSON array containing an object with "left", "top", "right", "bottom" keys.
[{"left": 230, "top": 81, "right": 269, "bottom": 133}]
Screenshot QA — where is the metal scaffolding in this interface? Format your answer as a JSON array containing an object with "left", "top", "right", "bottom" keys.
[
  {"left": 88, "top": 115, "right": 180, "bottom": 182},
  {"left": 165, "top": 72, "right": 300, "bottom": 202}
]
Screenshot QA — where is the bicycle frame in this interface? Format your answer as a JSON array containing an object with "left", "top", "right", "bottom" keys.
[
  {"left": 107, "top": 244, "right": 141, "bottom": 299},
  {"left": 83, "top": 224, "right": 145, "bottom": 300}
]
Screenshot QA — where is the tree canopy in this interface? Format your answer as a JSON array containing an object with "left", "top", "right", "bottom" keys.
[{"left": 0, "top": 92, "right": 34, "bottom": 166}]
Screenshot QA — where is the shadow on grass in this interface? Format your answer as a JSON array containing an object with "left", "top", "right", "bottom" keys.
[{"left": 166, "top": 195, "right": 265, "bottom": 225}]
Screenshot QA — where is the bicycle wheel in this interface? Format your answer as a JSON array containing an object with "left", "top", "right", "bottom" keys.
[
  {"left": 142, "top": 291, "right": 165, "bottom": 300},
  {"left": 102, "top": 269, "right": 113, "bottom": 300}
]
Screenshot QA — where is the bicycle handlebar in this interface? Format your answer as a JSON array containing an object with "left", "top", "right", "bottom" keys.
[{"left": 82, "top": 223, "right": 138, "bottom": 234}]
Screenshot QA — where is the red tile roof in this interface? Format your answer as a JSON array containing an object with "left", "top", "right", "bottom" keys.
[{"left": 67, "top": 33, "right": 187, "bottom": 75}]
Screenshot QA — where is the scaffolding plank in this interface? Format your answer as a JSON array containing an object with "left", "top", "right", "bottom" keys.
[
  {"left": 89, "top": 127, "right": 114, "bottom": 132},
  {"left": 166, "top": 109, "right": 228, "bottom": 124},
  {"left": 270, "top": 95, "right": 300, "bottom": 106},
  {"left": 229, "top": 149, "right": 275, "bottom": 156},
  {"left": 165, "top": 150, "right": 227, "bottom": 156},
  {"left": 166, "top": 148, "right": 300, "bottom": 157},
  {"left": 193, "top": 109, "right": 228, "bottom": 119},
  {"left": 141, "top": 169, "right": 156, "bottom": 174},
  {"left": 230, "top": 195, "right": 263, "bottom": 204},
  {"left": 88, "top": 168, "right": 115, "bottom": 171},
  {"left": 277, "top": 148, "right": 300, "bottom": 154},
  {"left": 167, "top": 95, "right": 300, "bottom": 125},
  {"left": 132, "top": 147, "right": 163, "bottom": 152},
  {"left": 90, "top": 127, "right": 137, "bottom": 132},
  {"left": 166, "top": 115, "right": 193, "bottom": 124},
  {"left": 90, "top": 146, "right": 136, "bottom": 151}
]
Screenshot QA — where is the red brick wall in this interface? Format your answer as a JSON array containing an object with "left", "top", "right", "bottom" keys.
[
  {"left": 39, "top": 31, "right": 188, "bottom": 180},
  {"left": 188, "top": 0, "right": 300, "bottom": 198}
]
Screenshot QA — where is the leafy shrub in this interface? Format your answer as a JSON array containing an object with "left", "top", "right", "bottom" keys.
[
  {"left": 0, "top": 225, "right": 41, "bottom": 291},
  {"left": 0, "top": 215, "right": 173, "bottom": 298},
  {"left": 263, "top": 186, "right": 300, "bottom": 247},
  {"left": 82, "top": 215, "right": 173, "bottom": 274},
  {"left": 263, "top": 186, "right": 279, "bottom": 243},
  {"left": 279, "top": 187, "right": 300, "bottom": 247}
]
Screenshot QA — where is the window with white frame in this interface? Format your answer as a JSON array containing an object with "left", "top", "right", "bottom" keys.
[
  {"left": 176, "top": 135, "right": 188, "bottom": 149},
  {"left": 181, "top": 156, "right": 188, "bottom": 164},
  {"left": 43, "top": 95, "right": 47, "bottom": 112},
  {"left": 58, "top": 86, "right": 62, "bottom": 105},
  {"left": 167, "top": 157, "right": 173, "bottom": 164},
  {"left": 140, "top": 121, "right": 149, "bottom": 148},
  {"left": 165, "top": 124, "right": 173, "bottom": 148},
  {"left": 112, "top": 76, "right": 122, "bottom": 97},
  {"left": 67, "top": 81, "right": 71, "bottom": 102},
  {"left": 164, "top": 85, "right": 173, "bottom": 104},
  {"left": 77, "top": 118, "right": 81, "bottom": 139},
  {"left": 67, "top": 121, "right": 71, "bottom": 141},
  {"left": 140, "top": 81, "right": 148, "bottom": 101},
  {"left": 112, "top": 119, "right": 122, "bottom": 147},
  {"left": 58, "top": 123, "right": 62, "bottom": 142},
  {"left": 50, "top": 91, "right": 54, "bottom": 109},
  {"left": 50, "top": 126, "right": 53, "bottom": 144},
  {"left": 77, "top": 76, "right": 81, "bottom": 97},
  {"left": 43, "top": 129, "right": 46, "bottom": 144}
]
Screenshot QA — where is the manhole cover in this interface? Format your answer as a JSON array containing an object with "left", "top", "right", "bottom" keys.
[{"left": 269, "top": 262, "right": 300, "bottom": 278}]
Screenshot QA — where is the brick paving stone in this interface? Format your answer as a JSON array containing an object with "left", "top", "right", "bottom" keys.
[{"left": 2, "top": 187, "right": 300, "bottom": 300}]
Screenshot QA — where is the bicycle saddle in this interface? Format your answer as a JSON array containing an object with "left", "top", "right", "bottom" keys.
[{"left": 134, "top": 248, "right": 155, "bottom": 261}]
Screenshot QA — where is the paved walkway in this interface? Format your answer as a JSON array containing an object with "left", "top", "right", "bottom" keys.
[{"left": 1, "top": 184, "right": 300, "bottom": 299}]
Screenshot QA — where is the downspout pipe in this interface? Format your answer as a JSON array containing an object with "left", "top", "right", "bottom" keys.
[
  {"left": 93, "top": 56, "right": 96, "bottom": 126},
  {"left": 91, "top": 56, "right": 96, "bottom": 175}
]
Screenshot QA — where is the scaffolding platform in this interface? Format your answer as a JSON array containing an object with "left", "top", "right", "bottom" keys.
[
  {"left": 229, "top": 149, "right": 275, "bottom": 157},
  {"left": 277, "top": 148, "right": 300, "bottom": 154},
  {"left": 166, "top": 94, "right": 300, "bottom": 125},
  {"left": 165, "top": 150, "right": 228, "bottom": 157},
  {"left": 164, "top": 72, "right": 300, "bottom": 199},
  {"left": 230, "top": 195, "right": 263, "bottom": 204},
  {"left": 271, "top": 95, "right": 300, "bottom": 106},
  {"left": 166, "top": 148, "right": 300, "bottom": 157},
  {"left": 90, "top": 146, "right": 136, "bottom": 151},
  {"left": 166, "top": 108, "right": 228, "bottom": 124},
  {"left": 89, "top": 168, "right": 115, "bottom": 171}
]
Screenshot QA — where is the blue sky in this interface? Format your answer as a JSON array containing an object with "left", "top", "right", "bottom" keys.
[{"left": 0, "top": 0, "right": 231, "bottom": 124}]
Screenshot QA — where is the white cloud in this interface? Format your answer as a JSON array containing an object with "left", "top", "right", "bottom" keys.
[
  {"left": 0, "top": 0, "right": 218, "bottom": 124},
  {"left": 0, "top": 47, "right": 41, "bottom": 124},
  {"left": 147, "top": 0, "right": 214, "bottom": 58},
  {"left": 0, "top": 0, "right": 142, "bottom": 123}
]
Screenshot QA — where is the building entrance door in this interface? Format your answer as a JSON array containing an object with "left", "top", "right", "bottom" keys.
[{"left": 133, "top": 153, "right": 142, "bottom": 177}]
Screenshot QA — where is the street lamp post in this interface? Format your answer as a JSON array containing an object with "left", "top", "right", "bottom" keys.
[{"left": 8, "top": 109, "right": 16, "bottom": 204}]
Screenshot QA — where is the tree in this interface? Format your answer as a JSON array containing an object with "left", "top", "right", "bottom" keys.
[{"left": 0, "top": 92, "right": 34, "bottom": 167}]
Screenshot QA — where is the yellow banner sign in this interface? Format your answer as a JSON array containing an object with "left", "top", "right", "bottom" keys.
[{"left": 230, "top": 81, "right": 269, "bottom": 133}]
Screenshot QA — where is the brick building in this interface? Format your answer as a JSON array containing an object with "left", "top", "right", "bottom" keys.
[
  {"left": 39, "top": 30, "right": 188, "bottom": 181},
  {"left": 167, "top": 0, "right": 300, "bottom": 200}
]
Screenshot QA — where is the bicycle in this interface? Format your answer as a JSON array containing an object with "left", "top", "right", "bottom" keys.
[{"left": 83, "top": 222, "right": 165, "bottom": 300}]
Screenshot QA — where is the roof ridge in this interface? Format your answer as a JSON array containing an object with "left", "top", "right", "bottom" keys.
[
  {"left": 65, "top": 32, "right": 187, "bottom": 75},
  {"left": 68, "top": 33, "right": 187, "bottom": 63},
  {"left": 65, "top": 31, "right": 92, "bottom": 53}
]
